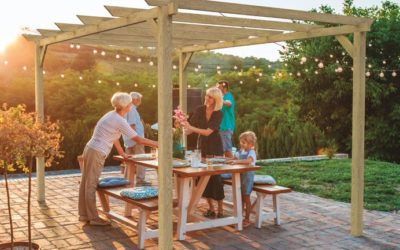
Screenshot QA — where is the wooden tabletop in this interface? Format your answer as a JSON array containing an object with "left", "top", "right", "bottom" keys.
[{"left": 113, "top": 155, "right": 260, "bottom": 177}]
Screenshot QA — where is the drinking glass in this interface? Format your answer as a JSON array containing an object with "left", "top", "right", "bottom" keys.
[{"left": 206, "top": 155, "right": 214, "bottom": 166}]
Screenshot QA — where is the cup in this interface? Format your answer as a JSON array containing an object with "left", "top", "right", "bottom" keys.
[
  {"left": 205, "top": 155, "right": 214, "bottom": 166},
  {"left": 191, "top": 149, "right": 201, "bottom": 168}
]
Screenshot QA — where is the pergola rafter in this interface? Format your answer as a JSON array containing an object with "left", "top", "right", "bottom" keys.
[{"left": 24, "top": 0, "right": 372, "bottom": 248}]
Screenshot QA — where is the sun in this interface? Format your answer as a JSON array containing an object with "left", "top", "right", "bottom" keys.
[{"left": 0, "top": 29, "right": 18, "bottom": 53}]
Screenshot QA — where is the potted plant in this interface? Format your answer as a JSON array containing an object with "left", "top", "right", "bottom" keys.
[{"left": 0, "top": 104, "right": 62, "bottom": 250}]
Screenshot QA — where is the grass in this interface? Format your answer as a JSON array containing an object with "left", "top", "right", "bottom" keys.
[{"left": 257, "top": 159, "right": 400, "bottom": 212}]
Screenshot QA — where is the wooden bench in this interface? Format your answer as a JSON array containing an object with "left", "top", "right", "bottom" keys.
[
  {"left": 96, "top": 186, "right": 177, "bottom": 249},
  {"left": 223, "top": 179, "right": 292, "bottom": 228}
]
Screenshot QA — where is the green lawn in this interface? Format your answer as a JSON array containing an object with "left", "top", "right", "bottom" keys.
[{"left": 257, "top": 159, "right": 400, "bottom": 212}]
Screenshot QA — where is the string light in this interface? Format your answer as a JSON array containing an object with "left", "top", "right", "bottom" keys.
[
  {"left": 115, "top": 54, "right": 120, "bottom": 59},
  {"left": 149, "top": 61, "right": 154, "bottom": 66},
  {"left": 137, "top": 58, "right": 142, "bottom": 63},
  {"left": 256, "top": 78, "right": 260, "bottom": 82},
  {"left": 301, "top": 57, "right": 307, "bottom": 63},
  {"left": 259, "top": 72, "right": 263, "bottom": 77},
  {"left": 197, "top": 64, "right": 202, "bottom": 69},
  {"left": 194, "top": 68, "right": 199, "bottom": 72},
  {"left": 126, "top": 56, "right": 130, "bottom": 61},
  {"left": 93, "top": 49, "right": 97, "bottom": 54},
  {"left": 42, "top": 70, "right": 46, "bottom": 74},
  {"left": 233, "top": 65, "right": 238, "bottom": 70},
  {"left": 4, "top": 60, "right": 8, "bottom": 65},
  {"left": 379, "top": 72, "right": 384, "bottom": 78},
  {"left": 76, "top": 45, "right": 80, "bottom": 49},
  {"left": 366, "top": 71, "right": 371, "bottom": 77},
  {"left": 116, "top": 82, "right": 120, "bottom": 86},
  {"left": 134, "top": 83, "right": 138, "bottom": 87},
  {"left": 318, "top": 62, "right": 324, "bottom": 68},
  {"left": 70, "top": 44, "right": 75, "bottom": 48},
  {"left": 173, "top": 65, "right": 177, "bottom": 70},
  {"left": 23, "top": 66, "right": 27, "bottom": 71},
  {"left": 152, "top": 84, "right": 156, "bottom": 88},
  {"left": 392, "top": 71, "right": 397, "bottom": 77},
  {"left": 240, "top": 80, "right": 243, "bottom": 84},
  {"left": 61, "top": 74, "right": 64, "bottom": 78},
  {"left": 79, "top": 76, "right": 83, "bottom": 80},
  {"left": 98, "top": 80, "right": 102, "bottom": 83},
  {"left": 101, "top": 51, "right": 106, "bottom": 56}
]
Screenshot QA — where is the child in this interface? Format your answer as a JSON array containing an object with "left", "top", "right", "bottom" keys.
[{"left": 228, "top": 131, "right": 257, "bottom": 228}]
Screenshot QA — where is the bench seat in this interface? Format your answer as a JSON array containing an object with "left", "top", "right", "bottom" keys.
[
  {"left": 97, "top": 186, "right": 177, "bottom": 249},
  {"left": 223, "top": 179, "right": 292, "bottom": 228}
]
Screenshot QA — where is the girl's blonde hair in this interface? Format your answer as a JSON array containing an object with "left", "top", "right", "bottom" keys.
[
  {"left": 204, "top": 87, "right": 223, "bottom": 111},
  {"left": 239, "top": 131, "right": 257, "bottom": 149}
]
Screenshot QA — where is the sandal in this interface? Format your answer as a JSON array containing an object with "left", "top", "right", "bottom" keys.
[
  {"left": 243, "top": 219, "right": 251, "bottom": 228},
  {"left": 203, "top": 210, "right": 216, "bottom": 218},
  {"left": 217, "top": 212, "right": 224, "bottom": 218}
]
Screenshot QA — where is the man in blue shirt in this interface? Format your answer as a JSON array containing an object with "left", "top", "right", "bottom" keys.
[
  {"left": 217, "top": 80, "right": 235, "bottom": 158},
  {"left": 123, "top": 92, "right": 149, "bottom": 185}
]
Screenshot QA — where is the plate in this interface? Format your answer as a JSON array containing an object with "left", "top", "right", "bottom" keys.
[{"left": 173, "top": 160, "right": 191, "bottom": 168}]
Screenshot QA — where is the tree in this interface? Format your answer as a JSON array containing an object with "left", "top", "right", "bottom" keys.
[
  {"left": 0, "top": 104, "right": 63, "bottom": 249},
  {"left": 282, "top": 1, "right": 400, "bottom": 162}
]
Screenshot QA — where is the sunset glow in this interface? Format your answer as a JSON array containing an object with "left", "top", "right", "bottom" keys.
[{"left": 0, "top": 29, "right": 18, "bottom": 53}]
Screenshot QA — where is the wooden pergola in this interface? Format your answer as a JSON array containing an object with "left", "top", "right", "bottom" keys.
[{"left": 24, "top": 0, "right": 372, "bottom": 247}]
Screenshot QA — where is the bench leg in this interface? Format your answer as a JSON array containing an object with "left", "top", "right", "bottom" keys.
[
  {"left": 137, "top": 209, "right": 150, "bottom": 249},
  {"left": 255, "top": 192, "right": 266, "bottom": 228},
  {"left": 273, "top": 194, "right": 280, "bottom": 225},
  {"left": 97, "top": 191, "right": 110, "bottom": 213}
]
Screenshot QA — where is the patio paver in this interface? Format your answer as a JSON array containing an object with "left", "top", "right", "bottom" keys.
[{"left": 1, "top": 169, "right": 399, "bottom": 249}]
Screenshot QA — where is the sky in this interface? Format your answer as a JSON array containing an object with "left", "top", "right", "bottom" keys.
[{"left": 0, "top": 0, "right": 386, "bottom": 61}]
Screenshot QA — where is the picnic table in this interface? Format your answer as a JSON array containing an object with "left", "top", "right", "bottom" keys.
[{"left": 114, "top": 155, "right": 259, "bottom": 240}]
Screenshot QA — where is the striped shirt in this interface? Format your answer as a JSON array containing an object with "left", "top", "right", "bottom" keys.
[{"left": 87, "top": 111, "right": 137, "bottom": 156}]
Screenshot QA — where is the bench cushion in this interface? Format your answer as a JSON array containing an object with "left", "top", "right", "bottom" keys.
[
  {"left": 98, "top": 177, "right": 129, "bottom": 188},
  {"left": 120, "top": 186, "right": 158, "bottom": 200},
  {"left": 254, "top": 175, "right": 276, "bottom": 185}
]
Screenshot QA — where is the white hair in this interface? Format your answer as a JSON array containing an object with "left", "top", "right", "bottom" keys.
[
  {"left": 130, "top": 92, "right": 142, "bottom": 100},
  {"left": 111, "top": 92, "right": 132, "bottom": 111}
]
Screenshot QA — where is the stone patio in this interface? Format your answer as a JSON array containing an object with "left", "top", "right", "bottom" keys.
[{"left": 0, "top": 168, "right": 399, "bottom": 249}]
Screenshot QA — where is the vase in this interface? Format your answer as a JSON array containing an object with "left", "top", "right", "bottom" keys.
[{"left": 0, "top": 241, "right": 40, "bottom": 250}]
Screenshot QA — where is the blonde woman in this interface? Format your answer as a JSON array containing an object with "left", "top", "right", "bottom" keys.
[
  {"left": 183, "top": 87, "right": 225, "bottom": 218},
  {"left": 79, "top": 92, "right": 158, "bottom": 226}
]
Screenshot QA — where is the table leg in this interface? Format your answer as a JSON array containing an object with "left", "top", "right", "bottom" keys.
[
  {"left": 177, "top": 177, "right": 191, "bottom": 240},
  {"left": 187, "top": 176, "right": 210, "bottom": 216},
  {"left": 232, "top": 173, "right": 243, "bottom": 230}
]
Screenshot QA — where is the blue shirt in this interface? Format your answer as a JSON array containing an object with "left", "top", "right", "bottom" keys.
[
  {"left": 123, "top": 105, "right": 144, "bottom": 148},
  {"left": 220, "top": 92, "right": 235, "bottom": 131}
]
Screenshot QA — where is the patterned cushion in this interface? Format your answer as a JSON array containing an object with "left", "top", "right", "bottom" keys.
[
  {"left": 254, "top": 175, "right": 276, "bottom": 185},
  {"left": 98, "top": 177, "right": 129, "bottom": 188},
  {"left": 120, "top": 186, "right": 159, "bottom": 200}
]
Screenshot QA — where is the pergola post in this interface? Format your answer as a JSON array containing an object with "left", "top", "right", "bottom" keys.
[
  {"left": 351, "top": 31, "right": 366, "bottom": 236},
  {"left": 35, "top": 43, "right": 46, "bottom": 202},
  {"left": 157, "top": 5, "right": 174, "bottom": 249},
  {"left": 178, "top": 52, "right": 193, "bottom": 148}
]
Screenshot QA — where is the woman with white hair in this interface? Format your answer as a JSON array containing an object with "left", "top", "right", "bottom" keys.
[
  {"left": 182, "top": 87, "right": 225, "bottom": 218},
  {"left": 79, "top": 92, "right": 158, "bottom": 226}
]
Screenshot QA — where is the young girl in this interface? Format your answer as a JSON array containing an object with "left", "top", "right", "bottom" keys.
[{"left": 228, "top": 131, "right": 257, "bottom": 227}]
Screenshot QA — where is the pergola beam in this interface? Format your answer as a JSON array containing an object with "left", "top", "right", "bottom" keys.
[
  {"left": 38, "top": 4, "right": 177, "bottom": 46},
  {"left": 145, "top": 0, "right": 372, "bottom": 26},
  {"left": 351, "top": 31, "right": 366, "bottom": 236},
  {"left": 76, "top": 16, "right": 283, "bottom": 39},
  {"left": 336, "top": 35, "right": 354, "bottom": 58},
  {"left": 106, "top": 6, "right": 322, "bottom": 32},
  {"left": 179, "top": 24, "right": 371, "bottom": 53}
]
